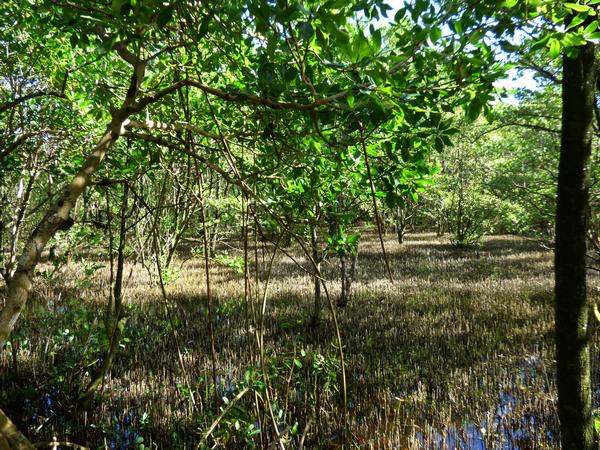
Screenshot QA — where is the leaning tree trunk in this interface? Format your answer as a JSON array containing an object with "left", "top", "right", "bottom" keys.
[
  {"left": 0, "top": 44, "right": 146, "bottom": 350},
  {"left": 4, "top": 155, "right": 38, "bottom": 281},
  {"left": 0, "top": 127, "right": 121, "bottom": 349},
  {"left": 555, "top": 39, "right": 597, "bottom": 450},
  {"left": 0, "top": 408, "right": 35, "bottom": 449}
]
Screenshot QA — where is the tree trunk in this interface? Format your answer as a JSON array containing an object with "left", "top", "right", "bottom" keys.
[
  {"left": 0, "top": 408, "right": 35, "bottom": 450},
  {"left": 338, "top": 252, "right": 356, "bottom": 307},
  {"left": 395, "top": 205, "right": 407, "bottom": 244},
  {"left": 3, "top": 156, "right": 37, "bottom": 281},
  {"left": 555, "top": 40, "right": 597, "bottom": 450},
  {"left": 0, "top": 46, "right": 146, "bottom": 349},
  {"left": 0, "top": 128, "right": 119, "bottom": 349},
  {"left": 339, "top": 255, "right": 348, "bottom": 306},
  {"left": 311, "top": 223, "right": 321, "bottom": 324}
]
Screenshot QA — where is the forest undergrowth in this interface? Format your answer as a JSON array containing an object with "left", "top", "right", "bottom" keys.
[{"left": 1, "top": 233, "right": 599, "bottom": 449}]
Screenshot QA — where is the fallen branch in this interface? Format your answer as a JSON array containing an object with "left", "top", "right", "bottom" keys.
[{"left": 199, "top": 386, "right": 250, "bottom": 446}]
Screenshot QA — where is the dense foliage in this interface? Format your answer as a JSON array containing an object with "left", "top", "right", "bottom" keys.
[{"left": 1, "top": 0, "right": 600, "bottom": 448}]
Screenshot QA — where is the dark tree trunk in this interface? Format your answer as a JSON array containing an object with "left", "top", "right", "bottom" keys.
[
  {"left": 339, "top": 255, "right": 348, "bottom": 306},
  {"left": 311, "top": 222, "right": 321, "bottom": 325},
  {"left": 395, "top": 206, "right": 406, "bottom": 244},
  {"left": 555, "top": 40, "right": 597, "bottom": 450},
  {"left": 338, "top": 252, "right": 357, "bottom": 307}
]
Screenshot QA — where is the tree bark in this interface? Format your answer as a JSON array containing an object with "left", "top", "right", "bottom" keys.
[{"left": 555, "top": 41, "right": 597, "bottom": 450}]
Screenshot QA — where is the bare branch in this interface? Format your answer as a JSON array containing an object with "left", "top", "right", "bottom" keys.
[{"left": 516, "top": 62, "right": 561, "bottom": 84}]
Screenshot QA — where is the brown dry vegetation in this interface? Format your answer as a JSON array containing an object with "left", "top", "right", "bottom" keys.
[{"left": 2, "top": 232, "right": 600, "bottom": 449}]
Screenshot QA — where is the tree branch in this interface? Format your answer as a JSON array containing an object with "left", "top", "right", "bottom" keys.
[
  {"left": 0, "top": 130, "right": 65, "bottom": 163},
  {"left": 133, "top": 78, "right": 352, "bottom": 113},
  {"left": 473, "top": 121, "right": 559, "bottom": 142},
  {"left": 0, "top": 90, "right": 65, "bottom": 115},
  {"left": 127, "top": 119, "right": 219, "bottom": 139},
  {"left": 517, "top": 62, "right": 561, "bottom": 84}
]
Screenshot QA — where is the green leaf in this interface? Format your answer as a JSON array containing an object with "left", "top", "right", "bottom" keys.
[
  {"left": 198, "top": 15, "right": 211, "bottom": 38},
  {"left": 502, "top": 0, "right": 518, "bottom": 6},
  {"left": 394, "top": 7, "right": 406, "bottom": 22},
  {"left": 117, "top": 0, "right": 132, "bottom": 16},
  {"left": 584, "top": 20, "right": 599, "bottom": 36},
  {"left": 452, "top": 20, "right": 464, "bottom": 34},
  {"left": 586, "top": 31, "right": 600, "bottom": 40},
  {"left": 429, "top": 26, "right": 442, "bottom": 42},
  {"left": 441, "top": 135, "right": 453, "bottom": 147},
  {"left": 531, "top": 34, "right": 550, "bottom": 51},
  {"left": 565, "top": 2, "right": 591, "bottom": 13},
  {"left": 111, "top": 0, "right": 124, "bottom": 15},
  {"left": 331, "top": 28, "right": 350, "bottom": 45},
  {"left": 276, "top": 3, "right": 301, "bottom": 23},
  {"left": 411, "top": 0, "right": 427, "bottom": 21},
  {"left": 298, "top": 21, "right": 314, "bottom": 40},
  {"left": 548, "top": 37, "right": 561, "bottom": 58},
  {"left": 566, "top": 13, "right": 587, "bottom": 30},
  {"left": 467, "top": 97, "right": 482, "bottom": 121},
  {"left": 371, "top": 29, "right": 382, "bottom": 53},
  {"left": 563, "top": 32, "right": 587, "bottom": 47}
]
